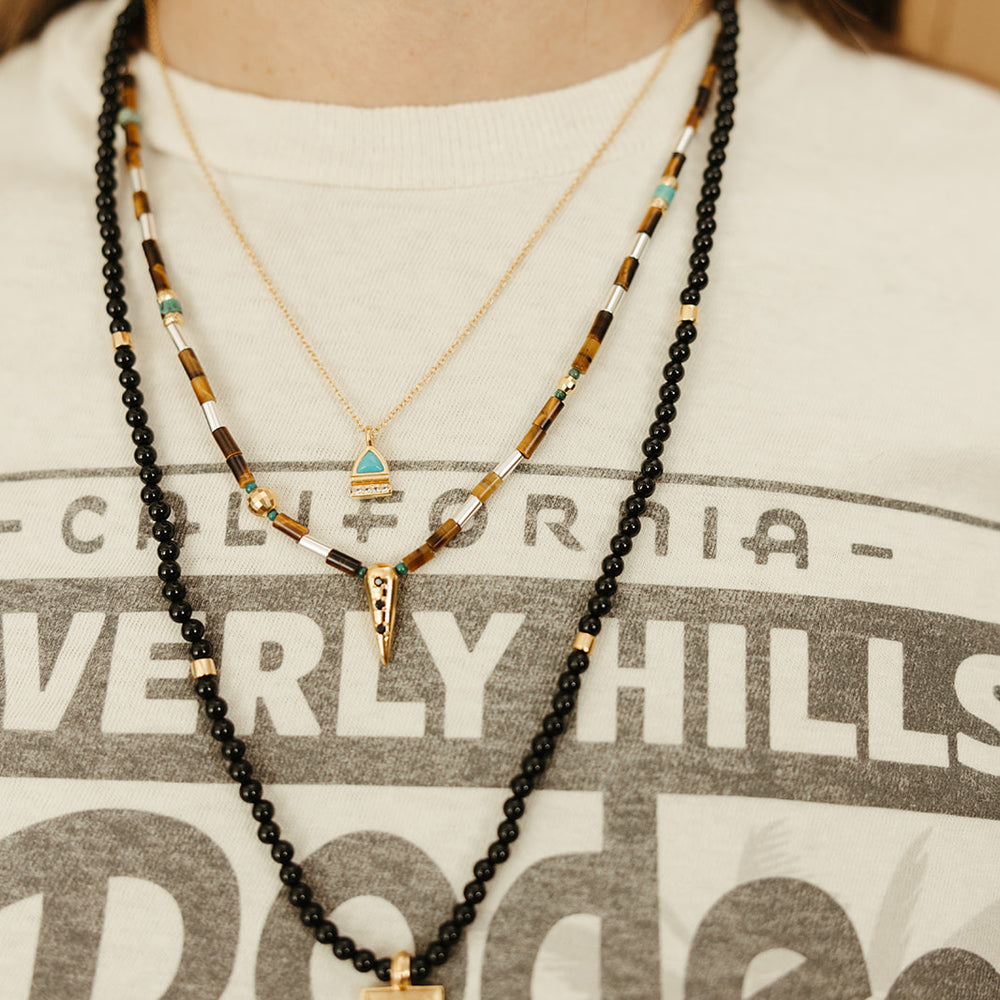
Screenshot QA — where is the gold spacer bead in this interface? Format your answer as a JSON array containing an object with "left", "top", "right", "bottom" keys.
[
  {"left": 247, "top": 486, "right": 279, "bottom": 517},
  {"left": 161, "top": 312, "right": 184, "bottom": 327},
  {"left": 156, "top": 288, "right": 176, "bottom": 304},
  {"left": 679, "top": 304, "right": 698, "bottom": 323},
  {"left": 558, "top": 376, "right": 577, "bottom": 394},
  {"left": 190, "top": 657, "right": 217, "bottom": 679},
  {"left": 658, "top": 174, "right": 679, "bottom": 189},
  {"left": 111, "top": 330, "right": 133, "bottom": 349},
  {"left": 572, "top": 631, "right": 595, "bottom": 654},
  {"left": 650, "top": 197, "right": 669, "bottom": 211}
]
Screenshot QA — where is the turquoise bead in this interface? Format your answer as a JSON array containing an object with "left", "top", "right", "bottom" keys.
[
  {"left": 355, "top": 449, "right": 385, "bottom": 474},
  {"left": 568, "top": 368, "right": 581, "bottom": 379},
  {"left": 554, "top": 389, "right": 567, "bottom": 400},
  {"left": 267, "top": 509, "right": 277, "bottom": 521},
  {"left": 244, "top": 481, "right": 257, "bottom": 493},
  {"left": 653, "top": 183, "right": 676, "bottom": 204},
  {"left": 159, "top": 298, "right": 183, "bottom": 316},
  {"left": 116, "top": 108, "right": 141, "bottom": 126},
  {"left": 357, "top": 566, "right": 368, "bottom": 578},
  {"left": 395, "top": 562, "right": 408, "bottom": 575}
]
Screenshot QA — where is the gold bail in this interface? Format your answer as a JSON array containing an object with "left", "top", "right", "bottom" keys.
[
  {"left": 364, "top": 564, "right": 399, "bottom": 665},
  {"left": 365, "top": 426, "right": 374, "bottom": 448},
  {"left": 390, "top": 952, "right": 411, "bottom": 990}
]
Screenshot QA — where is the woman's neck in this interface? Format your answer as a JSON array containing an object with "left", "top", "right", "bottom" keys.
[{"left": 152, "top": 0, "right": 707, "bottom": 106}]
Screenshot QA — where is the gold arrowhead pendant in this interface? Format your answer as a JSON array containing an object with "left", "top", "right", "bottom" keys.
[
  {"left": 364, "top": 564, "right": 399, "bottom": 665},
  {"left": 361, "top": 952, "right": 444, "bottom": 998}
]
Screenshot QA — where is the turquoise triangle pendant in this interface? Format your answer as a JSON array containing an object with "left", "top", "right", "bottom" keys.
[{"left": 350, "top": 431, "right": 393, "bottom": 498}]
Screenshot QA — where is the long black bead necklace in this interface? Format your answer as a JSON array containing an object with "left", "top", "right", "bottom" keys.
[{"left": 95, "top": 0, "right": 738, "bottom": 990}]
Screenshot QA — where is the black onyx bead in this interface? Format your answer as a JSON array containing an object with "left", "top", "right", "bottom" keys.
[
  {"left": 426, "top": 942, "right": 449, "bottom": 967},
  {"left": 353, "top": 950, "right": 375, "bottom": 974},
  {"left": 190, "top": 640, "right": 213, "bottom": 659},
  {"left": 531, "top": 733, "right": 556, "bottom": 758},
  {"left": 578, "top": 615, "right": 600, "bottom": 635},
  {"left": 288, "top": 883, "right": 312, "bottom": 908},
  {"left": 542, "top": 713, "right": 565, "bottom": 737},
  {"left": 300, "top": 903, "right": 324, "bottom": 928},
  {"left": 141, "top": 484, "right": 164, "bottom": 507},
  {"left": 239, "top": 779, "right": 262, "bottom": 803},
  {"left": 148, "top": 499, "right": 172, "bottom": 522},
  {"left": 131, "top": 426, "right": 154, "bottom": 447},
  {"left": 624, "top": 495, "right": 647, "bottom": 516},
  {"left": 157, "top": 561, "right": 181, "bottom": 583},
  {"left": 112, "top": 345, "right": 134, "bottom": 368},
  {"left": 315, "top": 922, "right": 338, "bottom": 945},
  {"left": 503, "top": 795, "right": 525, "bottom": 820},
  {"left": 642, "top": 438, "right": 663, "bottom": 458},
  {"left": 229, "top": 760, "right": 252, "bottom": 783},
  {"left": 602, "top": 555, "right": 624, "bottom": 577},
  {"left": 221, "top": 739, "right": 246, "bottom": 761},
  {"left": 135, "top": 446, "right": 158, "bottom": 468},
  {"left": 124, "top": 406, "right": 146, "bottom": 426},
  {"left": 649, "top": 421, "right": 672, "bottom": 442},
  {"left": 552, "top": 692, "right": 575, "bottom": 716},
  {"left": 464, "top": 880, "right": 486, "bottom": 904},
  {"left": 609, "top": 535, "right": 631, "bottom": 557},
  {"left": 193, "top": 675, "right": 218, "bottom": 700},
  {"left": 655, "top": 404, "right": 678, "bottom": 425},
  {"left": 453, "top": 903, "right": 476, "bottom": 926},
  {"left": 632, "top": 477, "right": 655, "bottom": 498},
  {"left": 157, "top": 540, "right": 179, "bottom": 562},
  {"left": 487, "top": 841, "right": 509, "bottom": 864},
  {"left": 122, "top": 388, "right": 144, "bottom": 409},
  {"left": 669, "top": 342, "right": 691, "bottom": 362},
  {"left": 169, "top": 601, "right": 192, "bottom": 623},
  {"left": 680, "top": 288, "right": 701, "bottom": 305},
  {"left": 720, "top": 82, "right": 738, "bottom": 100},
  {"left": 333, "top": 936, "right": 355, "bottom": 960},
  {"left": 139, "top": 464, "right": 161, "bottom": 484},
  {"left": 107, "top": 300, "right": 128, "bottom": 321},
  {"left": 567, "top": 650, "right": 589, "bottom": 675},
  {"left": 374, "top": 958, "right": 392, "bottom": 982},
  {"left": 662, "top": 363, "right": 685, "bottom": 384},
  {"left": 271, "top": 840, "right": 294, "bottom": 864},
  {"left": 594, "top": 575, "right": 617, "bottom": 597},
  {"left": 473, "top": 860, "right": 495, "bottom": 883},
  {"left": 411, "top": 956, "right": 431, "bottom": 982},
  {"left": 703, "top": 166, "right": 723, "bottom": 183},
  {"left": 617, "top": 516, "right": 641, "bottom": 537},
  {"left": 211, "top": 719, "right": 235, "bottom": 742},
  {"left": 708, "top": 147, "right": 726, "bottom": 165},
  {"left": 151, "top": 520, "right": 172, "bottom": 540},
  {"left": 511, "top": 774, "right": 532, "bottom": 798},
  {"left": 204, "top": 697, "right": 228, "bottom": 720},
  {"left": 641, "top": 458, "right": 663, "bottom": 480},
  {"left": 688, "top": 271, "right": 709, "bottom": 290},
  {"left": 251, "top": 800, "right": 273, "bottom": 822},
  {"left": 280, "top": 862, "right": 303, "bottom": 885},
  {"left": 161, "top": 581, "right": 185, "bottom": 601},
  {"left": 588, "top": 594, "right": 612, "bottom": 615},
  {"left": 438, "top": 919, "right": 462, "bottom": 944},
  {"left": 181, "top": 619, "right": 205, "bottom": 642},
  {"left": 118, "top": 368, "right": 140, "bottom": 389},
  {"left": 558, "top": 671, "right": 580, "bottom": 694},
  {"left": 497, "top": 820, "right": 519, "bottom": 844}
]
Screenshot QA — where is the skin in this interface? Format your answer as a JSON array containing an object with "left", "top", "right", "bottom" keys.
[{"left": 153, "top": 0, "right": 707, "bottom": 106}]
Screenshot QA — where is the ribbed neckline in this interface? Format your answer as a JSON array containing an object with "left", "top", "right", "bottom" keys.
[{"left": 83, "top": 0, "right": 804, "bottom": 190}]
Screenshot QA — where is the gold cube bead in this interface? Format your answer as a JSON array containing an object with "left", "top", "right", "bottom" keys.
[
  {"left": 558, "top": 376, "right": 577, "bottom": 393},
  {"left": 190, "top": 657, "right": 217, "bottom": 679},
  {"left": 679, "top": 304, "right": 699, "bottom": 323},
  {"left": 247, "top": 487, "right": 278, "bottom": 517},
  {"left": 111, "top": 330, "right": 133, "bottom": 349},
  {"left": 572, "top": 631, "right": 595, "bottom": 654}
]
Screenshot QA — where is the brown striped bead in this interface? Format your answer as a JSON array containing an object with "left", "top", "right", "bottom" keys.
[
  {"left": 212, "top": 426, "right": 240, "bottom": 460},
  {"left": 471, "top": 471, "right": 503, "bottom": 502},
  {"left": 402, "top": 544, "right": 435, "bottom": 573},
  {"left": 142, "top": 239, "right": 165, "bottom": 271},
  {"left": 120, "top": 75, "right": 137, "bottom": 108},
  {"left": 533, "top": 396, "right": 564, "bottom": 432},
  {"left": 665, "top": 152, "right": 686, "bottom": 179},
  {"left": 124, "top": 145, "right": 141, "bottom": 168},
  {"left": 426, "top": 519, "right": 460, "bottom": 552},
  {"left": 226, "top": 453, "right": 250, "bottom": 483},
  {"left": 237, "top": 469, "right": 255, "bottom": 490},
  {"left": 517, "top": 424, "right": 547, "bottom": 459},
  {"left": 572, "top": 334, "right": 604, "bottom": 375},
  {"left": 639, "top": 207, "right": 662, "bottom": 237},
  {"left": 132, "top": 191, "right": 150, "bottom": 218},
  {"left": 615, "top": 256, "right": 639, "bottom": 290},
  {"left": 695, "top": 84, "right": 711, "bottom": 113},
  {"left": 272, "top": 513, "right": 309, "bottom": 541},
  {"left": 190, "top": 375, "right": 215, "bottom": 404},
  {"left": 325, "top": 549, "right": 363, "bottom": 576},
  {"left": 700, "top": 63, "right": 718, "bottom": 89},
  {"left": 589, "top": 310, "right": 613, "bottom": 344},
  {"left": 123, "top": 122, "right": 141, "bottom": 148},
  {"left": 178, "top": 349, "right": 203, "bottom": 379}
]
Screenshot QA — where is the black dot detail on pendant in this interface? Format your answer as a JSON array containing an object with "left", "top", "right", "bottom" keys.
[
  {"left": 375, "top": 600, "right": 385, "bottom": 610},
  {"left": 376, "top": 624, "right": 386, "bottom": 634}
]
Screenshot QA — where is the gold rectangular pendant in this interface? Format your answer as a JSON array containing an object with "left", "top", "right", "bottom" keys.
[{"left": 360, "top": 987, "right": 444, "bottom": 999}]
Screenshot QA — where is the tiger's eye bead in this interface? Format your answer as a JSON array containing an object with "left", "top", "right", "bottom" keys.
[{"left": 247, "top": 487, "right": 278, "bottom": 518}]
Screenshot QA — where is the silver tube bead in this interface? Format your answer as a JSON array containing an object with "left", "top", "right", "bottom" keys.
[
  {"left": 603, "top": 284, "right": 626, "bottom": 314},
  {"left": 128, "top": 166, "right": 146, "bottom": 193},
  {"left": 629, "top": 232, "right": 651, "bottom": 260},
  {"left": 494, "top": 449, "right": 523, "bottom": 479},
  {"left": 454, "top": 495, "right": 483, "bottom": 527},
  {"left": 139, "top": 212, "right": 157, "bottom": 241},
  {"left": 676, "top": 125, "right": 696, "bottom": 155},
  {"left": 200, "top": 401, "right": 222, "bottom": 432},
  {"left": 299, "top": 535, "right": 331, "bottom": 558},
  {"left": 166, "top": 322, "right": 189, "bottom": 351}
]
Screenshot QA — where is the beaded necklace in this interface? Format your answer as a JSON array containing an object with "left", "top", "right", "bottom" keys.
[
  {"left": 108, "top": 12, "right": 724, "bottom": 668},
  {"left": 95, "top": 0, "right": 738, "bottom": 992}
]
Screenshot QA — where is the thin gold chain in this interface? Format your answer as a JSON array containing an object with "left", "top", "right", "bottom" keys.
[{"left": 145, "top": 0, "right": 704, "bottom": 437}]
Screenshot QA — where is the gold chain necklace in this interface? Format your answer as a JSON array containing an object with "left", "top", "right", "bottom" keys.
[{"left": 144, "top": 0, "right": 705, "bottom": 496}]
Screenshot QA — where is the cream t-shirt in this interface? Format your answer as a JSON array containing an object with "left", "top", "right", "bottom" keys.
[{"left": 0, "top": 0, "right": 998, "bottom": 996}]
